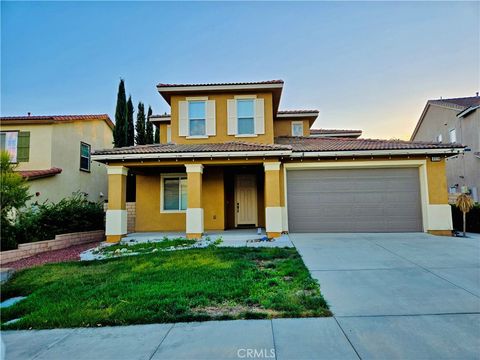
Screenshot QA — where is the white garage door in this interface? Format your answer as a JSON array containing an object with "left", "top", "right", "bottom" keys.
[{"left": 287, "top": 168, "right": 423, "bottom": 232}]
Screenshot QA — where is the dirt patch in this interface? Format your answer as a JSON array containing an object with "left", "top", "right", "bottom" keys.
[
  {"left": 3, "top": 242, "right": 101, "bottom": 270},
  {"left": 192, "top": 304, "right": 281, "bottom": 318}
]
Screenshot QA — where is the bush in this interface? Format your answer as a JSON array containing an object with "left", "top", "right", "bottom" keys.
[
  {"left": 451, "top": 204, "right": 480, "bottom": 233},
  {"left": 0, "top": 151, "right": 32, "bottom": 250},
  {"left": 2, "top": 194, "right": 105, "bottom": 250}
]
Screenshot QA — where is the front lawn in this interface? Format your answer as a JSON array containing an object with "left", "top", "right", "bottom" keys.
[{"left": 1, "top": 247, "right": 330, "bottom": 329}]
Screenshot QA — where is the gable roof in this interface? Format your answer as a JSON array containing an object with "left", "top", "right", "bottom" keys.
[
  {"left": 0, "top": 114, "right": 114, "bottom": 130},
  {"left": 428, "top": 96, "right": 480, "bottom": 110},
  {"left": 411, "top": 96, "right": 480, "bottom": 140}
]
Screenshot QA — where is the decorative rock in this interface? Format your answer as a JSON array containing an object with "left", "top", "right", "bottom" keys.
[
  {"left": 3, "top": 318, "right": 21, "bottom": 325},
  {"left": 0, "top": 296, "right": 26, "bottom": 308}
]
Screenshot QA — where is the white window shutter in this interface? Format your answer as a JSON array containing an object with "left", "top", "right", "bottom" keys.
[
  {"left": 254, "top": 98, "right": 265, "bottom": 135},
  {"left": 206, "top": 100, "right": 216, "bottom": 136},
  {"left": 178, "top": 101, "right": 188, "bottom": 136},
  {"left": 227, "top": 99, "right": 237, "bottom": 135}
]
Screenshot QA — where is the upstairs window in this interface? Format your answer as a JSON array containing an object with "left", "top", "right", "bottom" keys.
[
  {"left": 449, "top": 128, "right": 457, "bottom": 143},
  {"left": 237, "top": 99, "right": 255, "bottom": 135},
  {"left": 162, "top": 175, "right": 187, "bottom": 211},
  {"left": 80, "top": 142, "right": 91, "bottom": 172},
  {"left": 188, "top": 101, "right": 206, "bottom": 136},
  {"left": 292, "top": 121, "right": 304, "bottom": 137},
  {"left": 0, "top": 131, "right": 30, "bottom": 163}
]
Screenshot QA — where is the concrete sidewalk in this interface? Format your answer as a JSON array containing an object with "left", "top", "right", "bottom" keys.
[
  {"left": 2, "top": 314, "right": 479, "bottom": 360},
  {"left": 1, "top": 318, "right": 358, "bottom": 360}
]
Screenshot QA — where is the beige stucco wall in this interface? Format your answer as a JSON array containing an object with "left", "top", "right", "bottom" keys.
[
  {"left": 0, "top": 124, "right": 53, "bottom": 170},
  {"left": 274, "top": 119, "right": 311, "bottom": 137},
  {"left": 2, "top": 120, "right": 113, "bottom": 204},
  {"left": 413, "top": 105, "right": 480, "bottom": 199}
]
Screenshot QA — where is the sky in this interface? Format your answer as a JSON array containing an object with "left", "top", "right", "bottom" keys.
[{"left": 1, "top": 1, "right": 479, "bottom": 140}]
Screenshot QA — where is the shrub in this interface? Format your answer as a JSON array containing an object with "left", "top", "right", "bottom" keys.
[
  {"left": 451, "top": 204, "right": 480, "bottom": 233},
  {"left": 0, "top": 151, "right": 32, "bottom": 250},
  {"left": 3, "top": 193, "right": 105, "bottom": 250}
]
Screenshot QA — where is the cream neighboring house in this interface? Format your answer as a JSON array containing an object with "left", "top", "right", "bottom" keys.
[
  {"left": 411, "top": 96, "right": 480, "bottom": 202},
  {"left": 0, "top": 114, "right": 114, "bottom": 204},
  {"left": 91, "top": 80, "right": 464, "bottom": 242}
]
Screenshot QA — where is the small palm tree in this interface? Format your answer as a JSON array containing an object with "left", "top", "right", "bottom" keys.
[{"left": 455, "top": 193, "right": 475, "bottom": 237}]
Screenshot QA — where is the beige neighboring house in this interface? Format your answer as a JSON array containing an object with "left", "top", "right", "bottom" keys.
[
  {"left": 0, "top": 114, "right": 114, "bottom": 204},
  {"left": 411, "top": 95, "right": 480, "bottom": 202}
]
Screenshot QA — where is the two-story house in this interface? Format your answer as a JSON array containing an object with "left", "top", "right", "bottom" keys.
[
  {"left": 92, "top": 80, "right": 463, "bottom": 242},
  {"left": 410, "top": 95, "right": 480, "bottom": 202},
  {"left": 0, "top": 114, "right": 114, "bottom": 204}
]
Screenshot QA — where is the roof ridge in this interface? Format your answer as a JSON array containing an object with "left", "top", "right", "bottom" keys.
[{"left": 157, "top": 80, "right": 284, "bottom": 87}]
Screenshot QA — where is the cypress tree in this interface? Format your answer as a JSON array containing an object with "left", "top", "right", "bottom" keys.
[
  {"left": 135, "top": 102, "right": 146, "bottom": 145},
  {"left": 154, "top": 124, "right": 160, "bottom": 143},
  {"left": 126, "top": 96, "right": 135, "bottom": 146},
  {"left": 113, "top": 79, "right": 127, "bottom": 147},
  {"left": 145, "top": 106, "right": 154, "bottom": 144}
]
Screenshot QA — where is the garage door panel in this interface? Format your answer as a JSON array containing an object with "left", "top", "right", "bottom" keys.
[{"left": 287, "top": 168, "right": 422, "bottom": 233}]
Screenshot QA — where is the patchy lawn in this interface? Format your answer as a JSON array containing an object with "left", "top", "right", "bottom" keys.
[{"left": 1, "top": 247, "right": 330, "bottom": 329}]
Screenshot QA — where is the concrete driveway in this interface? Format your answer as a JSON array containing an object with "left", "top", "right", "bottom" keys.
[{"left": 291, "top": 232, "right": 480, "bottom": 359}]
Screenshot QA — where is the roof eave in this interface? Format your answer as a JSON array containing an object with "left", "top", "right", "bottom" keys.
[
  {"left": 290, "top": 147, "right": 465, "bottom": 158},
  {"left": 92, "top": 150, "right": 292, "bottom": 162}
]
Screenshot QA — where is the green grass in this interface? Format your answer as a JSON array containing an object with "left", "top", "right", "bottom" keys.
[{"left": 1, "top": 247, "right": 331, "bottom": 329}]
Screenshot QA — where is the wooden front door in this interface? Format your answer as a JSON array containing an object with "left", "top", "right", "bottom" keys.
[{"left": 235, "top": 174, "right": 258, "bottom": 226}]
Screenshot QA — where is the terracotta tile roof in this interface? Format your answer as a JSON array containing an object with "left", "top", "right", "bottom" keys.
[
  {"left": 18, "top": 167, "right": 62, "bottom": 180},
  {"left": 428, "top": 96, "right": 480, "bottom": 110},
  {"left": 0, "top": 114, "right": 114, "bottom": 130},
  {"left": 310, "top": 129, "right": 362, "bottom": 135},
  {"left": 93, "top": 142, "right": 291, "bottom": 156},
  {"left": 275, "top": 136, "right": 464, "bottom": 152},
  {"left": 157, "top": 80, "right": 284, "bottom": 87},
  {"left": 277, "top": 110, "right": 319, "bottom": 114}
]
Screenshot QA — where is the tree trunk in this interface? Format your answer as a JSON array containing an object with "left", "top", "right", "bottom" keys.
[{"left": 463, "top": 211, "right": 467, "bottom": 237}]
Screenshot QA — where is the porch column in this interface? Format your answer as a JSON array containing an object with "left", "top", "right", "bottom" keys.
[
  {"left": 185, "top": 164, "right": 204, "bottom": 239},
  {"left": 106, "top": 166, "right": 128, "bottom": 243},
  {"left": 264, "top": 162, "right": 282, "bottom": 238}
]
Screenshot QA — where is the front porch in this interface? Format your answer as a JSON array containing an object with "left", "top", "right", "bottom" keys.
[{"left": 105, "top": 161, "right": 284, "bottom": 242}]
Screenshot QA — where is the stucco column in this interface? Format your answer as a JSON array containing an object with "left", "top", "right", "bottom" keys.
[
  {"left": 185, "top": 164, "right": 204, "bottom": 239},
  {"left": 106, "top": 166, "right": 128, "bottom": 243},
  {"left": 264, "top": 162, "right": 282, "bottom": 238},
  {"left": 425, "top": 159, "right": 453, "bottom": 236}
]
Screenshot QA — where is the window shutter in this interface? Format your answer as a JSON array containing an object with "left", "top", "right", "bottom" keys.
[
  {"left": 205, "top": 100, "right": 216, "bottom": 136},
  {"left": 254, "top": 99, "right": 265, "bottom": 135},
  {"left": 227, "top": 99, "right": 237, "bottom": 135},
  {"left": 17, "top": 132, "right": 30, "bottom": 162},
  {"left": 178, "top": 101, "right": 188, "bottom": 136}
]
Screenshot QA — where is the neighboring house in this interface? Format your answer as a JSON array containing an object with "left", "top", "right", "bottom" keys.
[
  {"left": 411, "top": 95, "right": 480, "bottom": 202},
  {"left": 0, "top": 114, "right": 114, "bottom": 204},
  {"left": 92, "top": 80, "right": 463, "bottom": 243}
]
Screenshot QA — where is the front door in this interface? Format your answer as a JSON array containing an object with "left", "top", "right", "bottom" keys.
[{"left": 235, "top": 174, "right": 258, "bottom": 226}]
